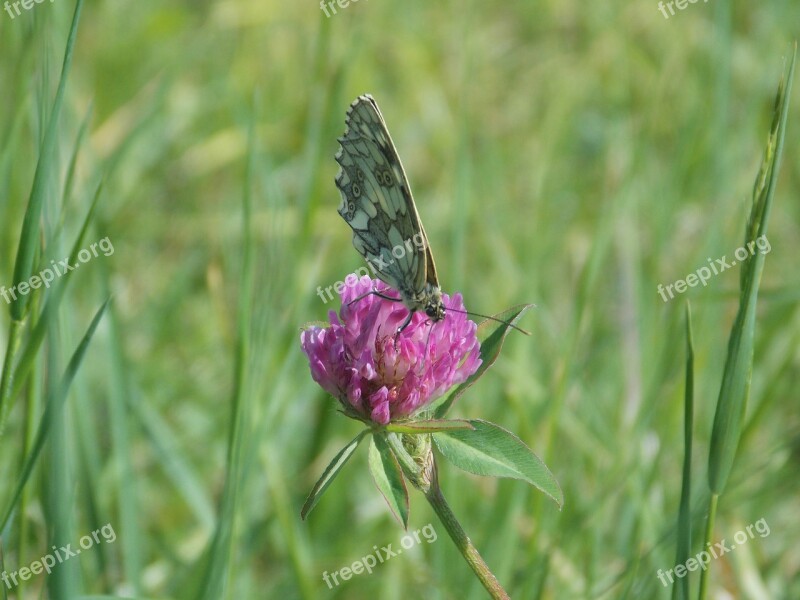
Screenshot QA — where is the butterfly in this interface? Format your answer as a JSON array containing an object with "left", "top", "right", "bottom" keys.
[
  {"left": 334, "top": 94, "right": 444, "bottom": 333},
  {"left": 334, "top": 94, "right": 530, "bottom": 337}
]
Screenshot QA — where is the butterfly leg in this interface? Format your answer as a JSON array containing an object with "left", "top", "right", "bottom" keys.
[
  {"left": 347, "top": 288, "right": 403, "bottom": 307},
  {"left": 345, "top": 286, "right": 410, "bottom": 348},
  {"left": 396, "top": 311, "right": 414, "bottom": 335},
  {"left": 392, "top": 311, "right": 414, "bottom": 351}
]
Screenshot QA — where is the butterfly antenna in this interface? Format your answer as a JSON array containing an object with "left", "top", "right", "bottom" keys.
[{"left": 446, "top": 307, "right": 532, "bottom": 336}]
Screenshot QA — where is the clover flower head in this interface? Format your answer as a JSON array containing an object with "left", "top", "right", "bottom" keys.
[{"left": 301, "top": 275, "right": 481, "bottom": 425}]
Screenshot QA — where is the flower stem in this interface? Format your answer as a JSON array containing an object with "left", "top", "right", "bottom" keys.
[
  {"left": 386, "top": 433, "right": 509, "bottom": 598},
  {"left": 425, "top": 472, "right": 510, "bottom": 600}
]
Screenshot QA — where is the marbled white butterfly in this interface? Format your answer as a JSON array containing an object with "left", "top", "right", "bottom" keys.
[
  {"left": 334, "top": 94, "right": 529, "bottom": 336},
  {"left": 335, "top": 94, "right": 444, "bottom": 332}
]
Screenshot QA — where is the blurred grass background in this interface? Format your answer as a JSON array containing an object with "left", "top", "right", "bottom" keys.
[{"left": 0, "top": 1, "right": 798, "bottom": 598}]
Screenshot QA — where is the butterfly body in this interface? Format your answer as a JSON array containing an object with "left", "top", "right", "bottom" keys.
[{"left": 335, "top": 94, "right": 445, "bottom": 329}]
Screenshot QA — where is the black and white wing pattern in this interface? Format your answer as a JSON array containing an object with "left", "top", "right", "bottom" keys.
[{"left": 334, "top": 94, "right": 444, "bottom": 323}]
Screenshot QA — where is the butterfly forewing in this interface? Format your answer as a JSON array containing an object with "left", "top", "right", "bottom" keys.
[{"left": 335, "top": 95, "right": 443, "bottom": 321}]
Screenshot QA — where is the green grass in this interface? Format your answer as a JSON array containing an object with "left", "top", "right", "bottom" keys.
[{"left": 1, "top": 1, "right": 799, "bottom": 599}]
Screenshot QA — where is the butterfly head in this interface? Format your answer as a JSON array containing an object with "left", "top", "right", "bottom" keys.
[{"left": 421, "top": 284, "right": 445, "bottom": 322}]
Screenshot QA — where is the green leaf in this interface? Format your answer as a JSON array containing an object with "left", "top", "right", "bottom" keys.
[
  {"left": 433, "top": 304, "right": 534, "bottom": 418},
  {"left": 368, "top": 434, "right": 409, "bottom": 529},
  {"left": 385, "top": 419, "right": 474, "bottom": 434},
  {"left": 300, "top": 429, "right": 368, "bottom": 520},
  {"left": 708, "top": 46, "right": 795, "bottom": 494},
  {"left": 433, "top": 419, "right": 562, "bottom": 508},
  {"left": 433, "top": 419, "right": 564, "bottom": 508}
]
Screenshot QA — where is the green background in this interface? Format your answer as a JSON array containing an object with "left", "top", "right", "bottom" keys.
[{"left": 0, "top": 1, "right": 798, "bottom": 598}]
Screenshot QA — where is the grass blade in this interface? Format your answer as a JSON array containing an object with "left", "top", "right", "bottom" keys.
[
  {"left": 0, "top": 298, "right": 110, "bottom": 532},
  {"left": 8, "top": 0, "right": 83, "bottom": 322},
  {"left": 672, "top": 302, "right": 694, "bottom": 600},
  {"left": 193, "top": 110, "right": 257, "bottom": 600},
  {"left": 700, "top": 46, "right": 795, "bottom": 600},
  {"left": 0, "top": 0, "right": 84, "bottom": 433},
  {"left": 707, "top": 46, "right": 796, "bottom": 495},
  {"left": 10, "top": 181, "right": 104, "bottom": 404}
]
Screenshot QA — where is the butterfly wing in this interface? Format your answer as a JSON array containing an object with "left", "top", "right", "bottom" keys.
[{"left": 334, "top": 94, "right": 439, "bottom": 303}]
